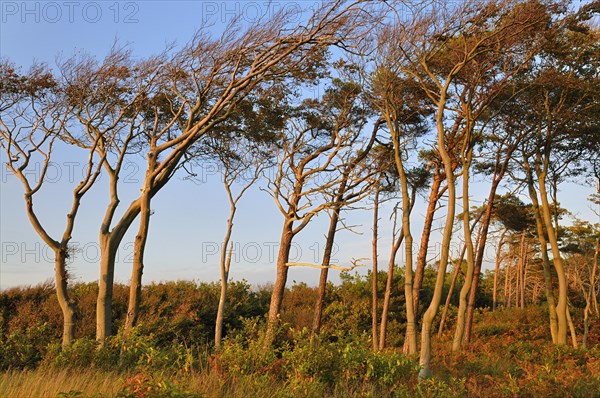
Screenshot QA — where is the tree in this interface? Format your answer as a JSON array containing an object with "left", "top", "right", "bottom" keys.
[
  {"left": 264, "top": 77, "right": 373, "bottom": 345},
  {"left": 369, "top": 64, "right": 431, "bottom": 353},
  {"left": 561, "top": 219, "right": 600, "bottom": 348},
  {"left": 59, "top": 49, "right": 168, "bottom": 343},
  {"left": 513, "top": 7, "right": 600, "bottom": 345},
  {"left": 211, "top": 139, "right": 271, "bottom": 349},
  {"left": 0, "top": 62, "right": 105, "bottom": 346},
  {"left": 388, "top": 0, "right": 553, "bottom": 377},
  {"left": 61, "top": 1, "right": 373, "bottom": 343},
  {"left": 188, "top": 91, "right": 288, "bottom": 347},
  {"left": 311, "top": 116, "right": 381, "bottom": 338}
]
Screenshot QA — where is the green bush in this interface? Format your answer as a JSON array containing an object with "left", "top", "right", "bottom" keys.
[
  {"left": 0, "top": 322, "right": 53, "bottom": 370},
  {"left": 217, "top": 317, "right": 280, "bottom": 376}
]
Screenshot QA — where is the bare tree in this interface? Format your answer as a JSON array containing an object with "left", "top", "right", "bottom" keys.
[
  {"left": 213, "top": 140, "right": 271, "bottom": 348},
  {"left": 57, "top": 1, "right": 374, "bottom": 343},
  {"left": 311, "top": 117, "right": 381, "bottom": 337},
  {"left": 59, "top": 49, "right": 166, "bottom": 343},
  {"left": 0, "top": 62, "right": 105, "bottom": 346},
  {"left": 264, "top": 77, "right": 373, "bottom": 345}
]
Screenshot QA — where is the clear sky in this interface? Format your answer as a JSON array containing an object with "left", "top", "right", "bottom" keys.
[{"left": 1, "top": 1, "right": 598, "bottom": 290}]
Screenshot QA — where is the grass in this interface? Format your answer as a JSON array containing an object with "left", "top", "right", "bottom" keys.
[{"left": 0, "top": 368, "right": 122, "bottom": 398}]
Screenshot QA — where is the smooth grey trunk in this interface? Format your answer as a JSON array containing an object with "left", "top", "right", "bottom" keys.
[
  {"left": 464, "top": 176, "right": 503, "bottom": 341},
  {"left": 96, "top": 236, "right": 119, "bottom": 343},
  {"left": 582, "top": 303, "right": 590, "bottom": 349},
  {"left": 525, "top": 164, "right": 559, "bottom": 343},
  {"left": 521, "top": 241, "right": 528, "bottom": 309},
  {"left": 583, "top": 240, "right": 599, "bottom": 349},
  {"left": 125, "top": 170, "right": 153, "bottom": 334},
  {"left": 537, "top": 165, "right": 568, "bottom": 345},
  {"left": 394, "top": 153, "right": 417, "bottom": 355},
  {"left": 515, "top": 252, "right": 520, "bottom": 308},
  {"left": 413, "top": 173, "right": 444, "bottom": 320},
  {"left": 517, "top": 231, "right": 527, "bottom": 309},
  {"left": 382, "top": 100, "right": 418, "bottom": 355},
  {"left": 401, "top": 172, "right": 445, "bottom": 353},
  {"left": 504, "top": 255, "right": 512, "bottom": 308},
  {"left": 215, "top": 158, "right": 262, "bottom": 348},
  {"left": 215, "top": 241, "right": 233, "bottom": 348},
  {"left": 593, "top": 240, "right": 599, "bottom": 318},
  {"left": 215, "top": 215, "right": 235, "bottom": 348},
  {"left": 566, "top": 304, "right": 578, "bottom": 348}
]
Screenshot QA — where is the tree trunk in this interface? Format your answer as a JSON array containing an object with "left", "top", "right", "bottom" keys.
[
  {"left": 215, "top": 250, "right": 230, "bottom": 349},
  {"left": 593, "top": 240, "right": 599, "bottom": 318},
  {"left": 517, "top": 231, "right": 526, "bottom": 309},
  {"left": 395, "top": 157, "right": 417, "bottom": 355},
  {"left": 526, "top": 166, "right": 558, "bottom": 343},
  {"left": 125, "top": 182, "right": 152, "bottom": 335},
  {"left": 419, "top": 100, "right": 456, "bottom": 379},
  {"left": 413, "top": 173, "right": 444, "bottom": 319},
  {"left": 371, "top": 190, "right": 380, "bottom": 351},
  {"left": 215, "top": 206, "right": 236, "bottom": 348},
  {"left": 492, "top": 231, "right": 507, "bottom": 311},
  {"left": 452, "top": 154, "right": 475, "bottom": 352},
  {"left": 521, "top": 242, "right": 528, "bottom": 309},
  {"left": 566, "top": 304, "right": 578, "bottom": 349},
  {"left": 379, "top": 228, "right": 404, "bottom": 350},
  {"left": 464, "top": 178, "right": 501, "bottom": 342},
  {"left": 265, "top": 221, "right": 294, "bottom": 346},
  {"left": 537, "top": 169, "right": 568, "bottom": 345},
  {"left": 55, "top": 248, "right": 76, "bottom": 347},
  {"left": 96, "top": 236, "right": 118, "bottom": 344},
  {"left": 584, "top": 240, "right": 599, "bottom": 348},
  {"left": 582, "top": 304, "right": 590, "bottom": 349},
  {"left": 438, "top": 247, "right": 465, "bottom": 338},
  {"left": 515, "top": 255, "right": 520, "bottom": 309},
  {"left": 504, "top": 257, "right": 512, "bottom": 309},
  {"left": 312, "top": 206, "right": 341, "bottom": 336}
]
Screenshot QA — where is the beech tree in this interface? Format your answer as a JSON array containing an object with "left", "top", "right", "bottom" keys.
[
  {"left": 211, "top": 138, "right": 272, "bottom": 349},
  {"left": 264, "top": 77, "right": 373, "bottom": 345},
  {"left": 0, "top": 62, "right": 105, "bottom": 346},
  {"left": 184, "top": 90, "right": 288, "bottom": 347},
  {"left": 386, "top": 0, "right": 553, "bottom": 377},
  {"left": 311, "top": 117, "right": 381, "bottom": 337},
  {"left": 561, "top": 220, "right": 600, "bottom": 348},
  {"left": 58, "top": 1, "right": 374, "bottom": 343},
  {"left": 58, "top": 50, "right": 168, "bottom": 343}
]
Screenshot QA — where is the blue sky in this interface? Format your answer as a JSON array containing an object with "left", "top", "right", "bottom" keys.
[{"left": 1, "top": 1, "right": 598, "bottom": 290}]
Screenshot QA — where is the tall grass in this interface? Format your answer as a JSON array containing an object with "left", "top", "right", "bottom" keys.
[{"left": 0, "top": 368, "right": 121, "bottom": 398}]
